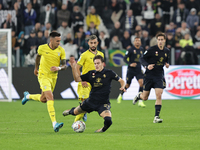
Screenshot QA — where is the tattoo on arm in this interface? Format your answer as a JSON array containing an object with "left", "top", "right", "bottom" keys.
[
  {"left": 35, "top": 54, "right": 41, "bottom": 69},
  {"left": 77, "top": 106, "right": 84, "bottom": 113}
]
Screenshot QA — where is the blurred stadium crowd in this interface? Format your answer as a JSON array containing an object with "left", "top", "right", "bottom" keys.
[{"left": 0, "top": 0, "right": 200, "bottom": 67}]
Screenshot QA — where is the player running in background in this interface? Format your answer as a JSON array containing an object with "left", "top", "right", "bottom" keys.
[
  {"left": 133, "top": 32, "right": 170, "bottom": 123},
  {"left": 117, "top": 37, "right": 146, "bottom": 107},
  {"left": 22, "top": 32, "right": 67, "bottom": 132},
  {"left": 63, "top": 55, "right": 125, "bottom": 132},
  {"left": 74, "top": 35, "right": 104, "bottom": 122}
]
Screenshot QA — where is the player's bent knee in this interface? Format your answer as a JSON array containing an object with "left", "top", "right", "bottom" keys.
[
  {"left": 40, "top": 98, "right": 47, "bottom": 103},
  {"left": 143, "top": 97, "right": 148, "bottom": 101}
]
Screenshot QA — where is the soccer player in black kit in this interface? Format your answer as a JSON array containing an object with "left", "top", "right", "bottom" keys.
[
  {"left": 133, "top": 32, "right": 170, "bottom": 123},
  {"left": 63, "top": 55, "right": 126, "bottom": 132},
  {"left": 117, "top": 37, "right": 146, "bottom": 107}
]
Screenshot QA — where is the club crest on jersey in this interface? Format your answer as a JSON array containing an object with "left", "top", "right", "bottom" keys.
[
  {"left": 140, "top": 51, "right": 143, "bottom": 54},
  {"left": 96, "top": 78, "right": 101, "bottom": 82},
  {"left": 155, "top": 51, "right": 158, "bottom": 56},
  {"left": 165, "top": 53, "right": 167, "bottom": 57},
  {"left": 57, "top": 52, "right": 61, "bottom": 56},
  {"left": 92, "top": 72, "right": 95, "bottom": 78},
  {"left": 133, "top": 50, "right": 136, "bottom": 54},
  {"left": 103, "top": 74, "right": 106, "bottom": 78}
]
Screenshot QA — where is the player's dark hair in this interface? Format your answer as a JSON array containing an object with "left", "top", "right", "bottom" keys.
[
  {"left": 93, "top": 55, "right": 104, "bottom": 63},
  {"left": 49, "top": 32, "right": 61, "bottom": 38},
  {"left": 89, "top": 35, "right": 97, "bottom": 41},
  {"left": 156, "top": 32, "right": 166, "bottom": 39},
  {"left": 134, "top": 37, "right": 141, "bottom": 41}
]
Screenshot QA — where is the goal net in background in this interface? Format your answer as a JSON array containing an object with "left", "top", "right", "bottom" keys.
[{"left": 0, "top": 29, "right": 19, "bottom": 102}]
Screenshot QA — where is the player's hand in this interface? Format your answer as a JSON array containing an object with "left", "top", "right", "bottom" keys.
[
  {"left": 165, "top": 63, "right": 169, "bottom": 68},
  {"left": 82, "top": 81, "right": 89, "bottom": 88},
  {"left": 119, "top": 87, "right": 126, "bottom": 92},
  {"left": 69, "top": 56, "right": 76, "bottom": 67},
  {"left": 130, "top": 63, "right": 137, "bottom": 67},
  {"left": 50, "top": 66, "right": 60, "bottom": 72},
  {"left": 34, "top": 68, "right": 38, "bottom": 76},
  {"left": 147, "top": 64, "right": 155, "bottom": 70}
]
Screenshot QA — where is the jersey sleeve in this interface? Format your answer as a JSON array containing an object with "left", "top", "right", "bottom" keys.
[
  {"left": 110, "top": 70, "right": 120, "bottom": 81},
  {"left": 77, "top": 53, "right": 85, "bottom": 66},
  {"left": 80, "top": 71, "right": 90, "bottom": 82},
  {"left": 60, "top": 47, "right": 66, "bottom": 60},
  {"left": 140, "top": 48, "right": 151, "bottom": 67},
  {"left": 37, "top": 45, "right": 42, "bottom": 55}
]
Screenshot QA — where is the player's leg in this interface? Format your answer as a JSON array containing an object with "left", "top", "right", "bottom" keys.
[
  {"left": 22, "top": 92, "right": 42, "bottom": 105},
  {"left": 95, "top": 104, "right": 112, "bottom": 133},
  {"left": 153, "top": 88, "right": 163, "bottom": 123},
  {"left": 137, "top": 79, "right": 146, "bottom": 107},
  {"left": 63, "top": 105, "right": 86, "bottom": 116}
]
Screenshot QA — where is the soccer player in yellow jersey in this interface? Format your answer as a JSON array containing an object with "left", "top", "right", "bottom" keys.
[
  {"left": 22, "top": 32, "right": 67, "bottom": 132},
  {"left": 74, "top": 35, "right": 104, "bottom": 122}
]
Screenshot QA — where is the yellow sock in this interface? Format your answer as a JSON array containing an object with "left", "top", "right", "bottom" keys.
[
  {"left": 29, "top": 94, "right": 41, "bottom": 102},
  {"left": 47, "top": 100, "right": 56, "bottom": 123},
  {"left": 74, "top": 113, "right": 84, "bottom": 122}
]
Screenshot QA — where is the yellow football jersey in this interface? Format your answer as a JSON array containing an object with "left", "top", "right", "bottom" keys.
[
  {"left": 77, "top": 50, "right": 104, "bottom": 75},
  {"left": 38, "top": 44, "right": 66, "bottom": 78}
]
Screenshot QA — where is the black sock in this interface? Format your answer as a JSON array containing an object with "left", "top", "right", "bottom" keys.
[
  {"left": 139, "top": 86, "right": 143, "bottom": 92},
  {"left": 120, "top": 87, "right": 127, "bottom": 95},
  {"left": 155, "top": 105, "right": 162, "bottom": 116},
  {"left": 102, "top": 117, "right": 112, "bottom": 132},
  {"left": 69, "top": 107, "right": 76, "bottom": 116}
]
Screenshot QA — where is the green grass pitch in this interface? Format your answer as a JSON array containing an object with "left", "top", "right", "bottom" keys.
[{"left": 0, "top": 99, "right": 200, "bottom": 150}]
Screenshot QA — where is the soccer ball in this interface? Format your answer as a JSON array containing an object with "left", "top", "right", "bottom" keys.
[{"left": 72, "top": 121, "right": 86, "bottom": 133}]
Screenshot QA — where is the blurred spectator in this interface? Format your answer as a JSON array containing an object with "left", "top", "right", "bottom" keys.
[
  {"left": 24, "top": 3, "right": 37, "bottom": 36},
  {"left": 73, "top": 31, "right": 84, "bottom": 55},
  {"left": 185, "top": 0, "right": 200, "bottom": 13},
  {"left": 186, "top": 8, "right": 199, "bottom": 36},
  {"left": 79, "top": 31, "right": 91, "bottom": 54},
  {"left": 44, "top": 30, "right": 50, "bottom": 43},
  {"left": 109, "top": 21, "right": 123, "bottom": 41},
  {"left": 159, "top": 0, "right": 174, "bottom": 25},
  {"left": 165, "top": 22, "right": 176, "bottom": 35},
  {"left": 130, "top": 0, "right": 142, "bottom": 16},
  {"left": 120, "top": 9, "right": 137, "bottom": 34},
  {"left": 24, "top": 30, "right": 37, "bottom": 66},
  {"left": 57, "top": 21, "right": 72, "bottom": 44},
  {"left": 14, "top": 2, "right": 24, "bottom": 35},
  {"left": 40, "top": 4, "right": 55, "bottom": 28},
  {"left": 150, "top": 36, "right": 157, "bottom": 47},
  {"left": 71, "top": 5, "right": 84, "bottom": 34},
  {"left": 173, "top": 2, "right": 189, "bottom": 27},
  {"left": 64, "top": 32, "right": 73, "bottom": 44},
  {"left": 63, "top": 39, "right": 78, "bottom": 61},
  {"left": 166, "top": 32, "right": 175, "bottom": 49},
  {"left": 32, "top": 22, "right": 42, "bottom": 35},
  {"left": 149, "top": 13, "right": 165, "bottom": 37},
  {"left": 99, "top": 31, "right": 110, "bottom": 63},
  {"left": 140, "top": 19, "right": 149, "bottom": 32},
  {"left": 42, "top": 0, "right": 57, "bottom": 7},
  {"left": 1, "top": 13, "right": 16, "bottom": 31},
  {"left": 121, "top": 30, "right": 132, "bottom": 50},
  {"left": 141, "top": 30, "right": 150, "bottom": 50},
  {"left": 36, "top": 30, "right": 46, "bottom": 48},
  {"left": 57, "top": 4, "right": 71, "bottom": 28},
  {"left": 88, "top": 22, "right": 99, "bottom": 37},
  {"left": 86, "top": 6, "right": 101, "bottom": 30},
  {"left": 131, "top": 25, "right": 143, "bottom": 42},
  {"left": 110, "top": 0, "right": 123, "bottom": 24},
  {"left": 42, "top": 22, "right": 52, "bottom": 33},
  {"left": 12, "top": 31, "right": 17, "bottom": 67},
  {"left": 143, "top": 0, "right": 155, "bottom": 26},
  {"left": 193, "top": 30, "right": 200, "bottom": 55},
  {"left": 174, "top": 27, "right": 184, "bottom": 49},
  {"left": 109, "top": 35, "right": 123, "bottom": 50},
  {"left": 15, "top": 31, "right": 25, "bottom": 67},
  {"left": 180, "top": 22, "right": 191, "bottom": 37},
  {"left": 89, "top": 0, "right": 107, "bottom": 18},
  {"left": 179, "top": 33, "right": 193, "bottom": 48},
  {"left": 31, "top": 0, "right": 40, "bottom": 23}
]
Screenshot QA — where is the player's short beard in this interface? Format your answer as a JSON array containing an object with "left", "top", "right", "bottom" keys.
[{"left": 90, "top": 47, "right": 96, "bottom": 51}]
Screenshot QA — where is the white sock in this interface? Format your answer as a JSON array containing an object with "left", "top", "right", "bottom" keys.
[
  {"left": 53, "top": 121, "right": 57, "bottom": 127},
  {"left": 26, "top": 94, "right": 30, "bottom": 99},
  {"left": 139, "top": 100, "right": 143, "bottom": 102}
]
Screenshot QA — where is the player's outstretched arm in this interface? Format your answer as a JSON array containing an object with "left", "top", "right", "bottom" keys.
[
  {"left": 34, "top": 54, "right": 41, "bottom": 76},
  {"left": 70, "top": 57, "right": 82, "bottom": 82},
  {"left": 118, "top": 78, "right": 126, "bottom": 92}
]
